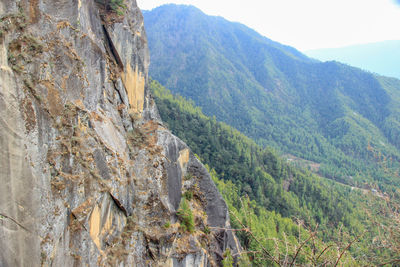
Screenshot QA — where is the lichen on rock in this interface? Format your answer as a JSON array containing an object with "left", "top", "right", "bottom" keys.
[{"left": 0, "top": 0, "right": 240, "bottom": 266}]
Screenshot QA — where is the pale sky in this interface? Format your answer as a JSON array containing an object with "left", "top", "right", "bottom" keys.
[{"left": 137, "top": 0, "right": 400, "bottom": 51}]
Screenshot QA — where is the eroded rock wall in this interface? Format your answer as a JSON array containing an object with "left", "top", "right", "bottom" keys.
[{"left": 0, "top": 0, "right": 239, "bottom": 266}]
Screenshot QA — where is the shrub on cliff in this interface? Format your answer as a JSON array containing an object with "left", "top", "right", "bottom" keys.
[
  {"left": 109, "top": 0, "right": 126, "bottom": 15},
  {"left": 95, "top": 0, "right": 126, "bottom": 15},
  {"left": 177, "top": 198, "right": 195, "bottom": 233}
]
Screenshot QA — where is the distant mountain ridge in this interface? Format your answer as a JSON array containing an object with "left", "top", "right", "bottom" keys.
[
  {"left": 143, "top": 4, "right": 400, "bottom": 189},
  {"left": 305, "top": 40, "right": 400, "bottom": 79}
]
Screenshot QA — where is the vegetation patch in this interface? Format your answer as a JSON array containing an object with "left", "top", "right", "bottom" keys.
[
  {"left": 109, "top": 0, "right": 127, "bottom": 15},
  {"left": 176, "top": 198, "right": 195, "bottom": 233},
  {"left": 127, "top": 128, "right": 145, "bottom": 149},
  {"left": 0, "top": 8, "right": 27, "bottom": 38},
  {"left": 222, "top": 249, "right": 234, "bottom": 267},
  {"left": 202, "top": 225, "right": 210, "bottom": 235},
  {"left": 95, "top": 0, "right": 127, "bottom": 16},
  {"left": 183, "top": 173, "right": 193, "bottom": 181},
  {"left": 7, "top": 34, "right": 43, "bottom": 72},
  {"left": 163, "top": 221, "right": 171, "bottom": 229},
  {"left": 183, "top": 191, "right": 193, "bottom": 201}
]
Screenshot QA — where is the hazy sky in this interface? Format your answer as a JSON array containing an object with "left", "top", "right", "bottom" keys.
[{"left": 137, "top": 0, "right": 400, "bottom": 51}]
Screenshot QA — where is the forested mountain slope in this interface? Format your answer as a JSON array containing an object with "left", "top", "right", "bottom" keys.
[
  {"left": 143, "top": 5, "right": 400, "bottom": 191},
  {"left": 151, "top": 80, "right": 400, "bottom": 265}
]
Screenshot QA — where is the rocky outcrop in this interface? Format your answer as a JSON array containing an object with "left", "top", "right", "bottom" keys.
[{"left": 0, "top": 0, "right": 239, "bottom": 266}]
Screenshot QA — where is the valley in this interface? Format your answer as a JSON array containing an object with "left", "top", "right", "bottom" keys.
[{"left": 144, "top": 4, "right": 400, "bottom": 265}]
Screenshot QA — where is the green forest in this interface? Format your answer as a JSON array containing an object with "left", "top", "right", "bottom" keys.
[
  {"left": 143, "top": 5, "right": 400, "bottom": 194},
  {"left": 151, "top": 79, "right": 400, "bottom": 266}
]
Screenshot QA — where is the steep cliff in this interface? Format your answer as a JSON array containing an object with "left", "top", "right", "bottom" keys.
[{"left": 0, "top": 0, "right": 240, "bottom": 266}]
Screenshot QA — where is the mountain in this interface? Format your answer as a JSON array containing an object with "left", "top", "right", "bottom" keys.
[
  {"left": 0, "top": 1, "right": 239, "bottom": 265},
  {"left": 143, "top": 4, "right": 400, "bottom": 191},
  {"left": 150, "top": 79, "right": 400, "bottom": 265},
  {"left": 305, "top": 40, "right": 400, "bottom": 79}
]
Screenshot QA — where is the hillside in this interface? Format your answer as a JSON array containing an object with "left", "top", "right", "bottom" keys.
[
  {"left": 151, "top": 79, "right": 400, "bottom": 265},
  {"left": 305, "top": 40, "right": 400, "bottom": 79},
  {"left": 143, "top": 5, "right": 400, "bottom": 191}
]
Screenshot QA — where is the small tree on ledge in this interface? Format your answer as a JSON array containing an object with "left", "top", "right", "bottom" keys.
[{"left": 95, "top": 0, "right": 127, "bottom": 15}]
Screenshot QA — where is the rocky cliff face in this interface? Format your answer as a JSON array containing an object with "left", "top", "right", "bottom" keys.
[{"left": 0, "top": 0, "right": 239, "bottom": 266}]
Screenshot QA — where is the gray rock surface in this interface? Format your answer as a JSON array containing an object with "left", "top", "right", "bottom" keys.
[{"left": 0, "top": 0, "right": 240, "bottom": 266}]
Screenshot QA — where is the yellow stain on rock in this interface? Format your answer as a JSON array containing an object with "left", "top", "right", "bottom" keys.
[
  {"left": 89, "top": 205, "right": 101, "bottom": 250},
  {"left": 89, "top": 204, "right": 114, "bottom": 251},
  {"left": 178, "top": 148, "right": 190, "bottom": 174},
  {"left": 100, "top": 210, "right": 113, "bottom": 238},
  {"left": 121, "top": 62, "right": 145, "bottom": 114}
]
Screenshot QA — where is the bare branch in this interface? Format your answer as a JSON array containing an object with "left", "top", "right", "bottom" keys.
[
  {"left": 334, "top": 231, "right": 366, "bottom": 267},
  {"left": 316, "top": 244, "right": 333, "bottom": 262},
  {"left": 378, "top": 258, "right": 400, "bottom": 266},
  {"left": 289, "top": 231, "right": 316, "bottom": 267}
]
